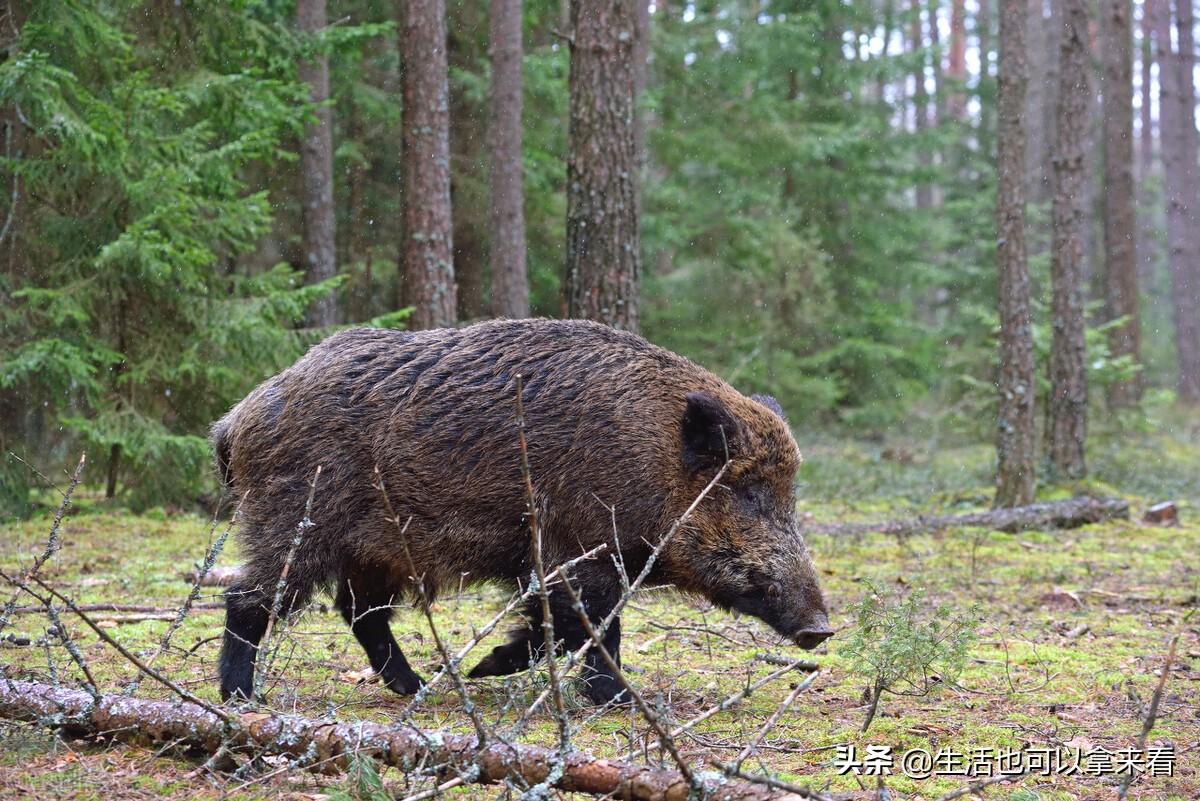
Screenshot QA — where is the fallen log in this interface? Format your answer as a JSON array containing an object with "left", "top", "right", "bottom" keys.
[
  {"left": 0, "top": 679, "right": 826, "bottom": 801},
  {"left": 806, "top": 496, "right": 1129, "bottom": 538},
  {"left": 181, "top": 565, "right": 243, "bottom": 587},
  {"left": 8, "top": 602, "right": 224, "bottom": 616}
]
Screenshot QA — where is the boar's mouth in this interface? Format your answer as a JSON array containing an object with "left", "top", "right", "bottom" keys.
[{"left": 792, "top": 626, "right": 834, "bottom": 650}]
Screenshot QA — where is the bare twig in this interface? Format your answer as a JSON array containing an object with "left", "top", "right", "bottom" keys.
[
  {"left": 374, "top": 470, "right": 491, "bottom": 747},
  {"left": 24, "top": 576, "right": 236, "bottom": 725},
  {"left": 0, "top": 453, "right": 85, "bottom": 637},
  {"left": 1118, "top": 635, "right": 1179, "bottom": 800},
  {"left": 931, "top": 772, "right": 1027, "bottom": 801},
  {"left": 253, "top": 466, "right": 321, "bottom": 699},
  {"left": 514, "top": 373, "right": 571, "bottom": 751},
  {"left": 558, "top": 566, "right": 698, "bottom": 787},
  {"left": 733, "top": 672, "right": 820, "bottom": 771}
]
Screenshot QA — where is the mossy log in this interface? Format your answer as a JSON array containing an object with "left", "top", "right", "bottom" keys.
[{"left": 808, "top": 496, "right": 1130, "bottom": 538}]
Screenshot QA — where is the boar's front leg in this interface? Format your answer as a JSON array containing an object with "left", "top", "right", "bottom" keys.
[
  {"left": 469, "top": 570, "right": 629, "bottom": 706},
  {"left": 551, "top": 571, "right": 629, "bottom": 706}
]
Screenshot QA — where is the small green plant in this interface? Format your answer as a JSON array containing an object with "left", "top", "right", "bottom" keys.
[
  {"left": 324, "top": 753, "right": 391, "bottom": 801},
  {"left": 839, "top": 581, "right": 979, "bottom": 732}
]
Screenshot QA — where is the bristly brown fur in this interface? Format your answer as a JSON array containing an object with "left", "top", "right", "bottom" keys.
[{"left": 212, "top": 318, "right": 829, "bottom": 704}]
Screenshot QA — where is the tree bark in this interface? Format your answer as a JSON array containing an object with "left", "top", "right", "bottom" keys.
[
  {"left": 1046, "top": 0, "right": 1090, "bottom": 479},
  {"left": 565, "top": 0, "right": 641, "bottom": 332},
  {"left": 0, "top": 680, "right": 817, "bottom": 801},
  {"left": 1159, "top": 0, "right": 1200, "bottom": 402},
  {"left": 1137, "top": 0, "right": 1157, "bottom": 301},
  {"left": 977, "top": 0, "right": 994, "bottom": 151},
  {"left": 994, "top": 0, "right": 1036, "bottom": 508},
  {"left": 633, "top": 0, "right": 650, "bottom": 165},
  {"left": 298, "top": 0, "right": 338, "bottom": 329},
  {"left": 401, "top": 0, "right": 457, "bottom": 329},
  {"left": 912, "top": 0, "right": 933, "bottom": 209},
  {"left": 1101, "top": 0, "right": 1142, "bottom": 407},
  {"left": 947, "top": 0, "right": 967, "bottom": 118},
  {"left": 488, "top": 0, "right": 530, "bottom": 318},
  {"left": 1023, "top": 0, "right": 1053, "bottom": 204}
]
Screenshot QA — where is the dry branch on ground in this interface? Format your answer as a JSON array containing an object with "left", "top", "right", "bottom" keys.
[{"left": 806, "top": 496, "right": 1129, "bottom": 538}]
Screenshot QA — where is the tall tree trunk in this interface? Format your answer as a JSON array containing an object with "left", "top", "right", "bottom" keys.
[
  {"left": 401, "top": 0, "right": 457, "bottom": 329},
  {"left": 564, "top": 0, "right": 641, "bottom": 331},
  {"left": 489, "top": 0, "right": 530, "bottom": 318},
  {"left": 1156, "top": 0, "right": 1200, "bottom": 402},
  {"left": 1137, "top": 0, "right": 1157, "bottom": 296},
  {"left": 928, "top": 0, "right": 945, "bottom": 127},
  {"left": 1023, "top": 0, "right": 1046, "bottom": 201},
  {"left": 947, "top": 0, "right": 967, "bottom": 118},
  {"left": 298, "top": 0, "right": 338, "bottom": 328},
  {"left": 633, "top": 0, "right": 650, "bottom": 166},
  {"left": 1139, "top": 0, "right": 1154, "bottom": 181},
  {"left": 994, "top": 0, "right": 1036, "bottom": 507},
  {"left": 911, "top": 0, "right": 933, "bottom": 209},
  {"left": 1174, "top": 0, "right": 1200, "bottom": 402},
  {"left": 977, "top": 0, "right": 995, "bottom": 151},
  {"left": 1046, "top": 0, "right": 1090, "bottom": 479},
  {"left": 1100, "top": 0, "right": 1142, "bottom": 407}
]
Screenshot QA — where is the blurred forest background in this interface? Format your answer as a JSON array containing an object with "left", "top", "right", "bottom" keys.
[{"left": 1, "top": 0, "right": 1198, "bottom": 513}]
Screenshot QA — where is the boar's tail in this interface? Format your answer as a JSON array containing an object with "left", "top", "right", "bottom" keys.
[{"left": 210, "top": 414, "right": 235, "bottom": 489}]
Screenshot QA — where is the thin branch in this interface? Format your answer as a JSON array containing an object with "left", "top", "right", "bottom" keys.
[
  {"left": 0, "top": 453, "right": 85, "bottom": 637},
  {"left": 253, "top": 466, "right": 321, "bottom": 699},
  {"left": 1118, "top": 634, "right": 1179, "bottom": 800},
  {"left": 24, "top": 575, "right": 236, "bottom": 725},
  {"left": 514, "top": 373, "right": 571, "bottom": 751}
]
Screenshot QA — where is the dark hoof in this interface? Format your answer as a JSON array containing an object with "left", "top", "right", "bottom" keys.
[
  {"left": 382, "top": 670, "right": 425, "bottom": 695},
  {"left": 219, "top": 668, "right": 256, "bottom": 703},
  {"left": 581, "top": 674, "right": 631, "bottom": 707}
]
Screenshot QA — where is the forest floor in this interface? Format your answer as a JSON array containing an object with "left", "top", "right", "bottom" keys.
[{"left": 0, "top": 415, "right": 1197, "bottom": 801}]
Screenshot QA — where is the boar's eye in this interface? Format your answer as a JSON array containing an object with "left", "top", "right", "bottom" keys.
[
  {"left": 766, "top": 581, "right": 782, "bottom": 600},
  {"left": 736, "top": 482, "right": 764, "bottom": 509}
]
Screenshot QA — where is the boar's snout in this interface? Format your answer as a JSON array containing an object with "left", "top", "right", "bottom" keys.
[{"left": 793, "top": 614, "right": 834, "bottom": 650}]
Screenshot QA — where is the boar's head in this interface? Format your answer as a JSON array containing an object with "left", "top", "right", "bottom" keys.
[{"left": 671, "top": 391, "right": 832, "bottom": 649}]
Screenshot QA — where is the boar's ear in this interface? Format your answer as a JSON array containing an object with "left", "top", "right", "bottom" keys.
[
  {"left": 750, "top": 394, "right": 787, "bottom": 423},
  {"left": 682, "top": 392, "right": 740, "bottom": 472}
]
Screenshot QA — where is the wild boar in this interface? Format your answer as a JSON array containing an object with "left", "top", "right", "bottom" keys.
[{"left": 212, "top": 318, "right": 831, "bottom": 705}]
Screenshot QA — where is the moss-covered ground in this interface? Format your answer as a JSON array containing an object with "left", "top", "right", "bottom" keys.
[{"left": 1, "top": 418, "right": 1197, "bottom": 800}]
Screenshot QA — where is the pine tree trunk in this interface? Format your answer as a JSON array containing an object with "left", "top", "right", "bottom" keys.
[
  {"left": 1137, "top": 0, "right": 1157, "bottom": 296},
  {"left": 1023, "top": 0, "right": 1047, "bottom": 203},
  {"left": 1101, "top": 0, "right": 1142, "bottom": 407},
  {"left": 948, "top": 0, "right": 967, "bottom": 118},
  {"left": 994, "top": 0, "right": 1036, "bottom": 508},
  {"left": 564, "top": 0, "right": 641, "bottom": 331},
  {"left": 1046, "top": 0, "right": 1090, "bottom": 479},
  {"left": 912, "top": 0, "right": 933, "bottom": 209},
  {"left": 977, "top": 0, "right": 994, "bottom": 151},
  {"left": 298, "top": 0, "right": 338, "bottom": 328},
  {"left": 401, "top": 0, "right": 457, "bottom": 330},
  {"left": 488, "top": 0, "right": 529, "bottom": 318},
  {"left": 1174, "top": 0, "right": 1200, "bottom": 403},
  {"left": 1156, "top": 0, "right": 1200, "bottom": 402},
  {"left": 633, "top": 0, "right": 650, "bottom": 166}
]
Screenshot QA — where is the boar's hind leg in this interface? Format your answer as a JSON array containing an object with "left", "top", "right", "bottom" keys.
[
  {"left": 467, "top": 598, "right": 549, "bottom": 678},
  {"left": 219, "top": 575, "right": 313, "bottom": 702},
  {"left": 335, "top": 579, "right": 424, "bottom": 695}
]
